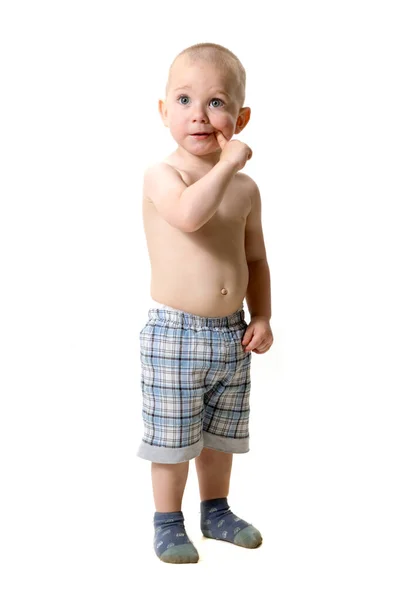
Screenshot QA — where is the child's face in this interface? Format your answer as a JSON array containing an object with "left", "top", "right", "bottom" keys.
[{"left": 160, "top": 58, "right": 249, "bottom": 157}]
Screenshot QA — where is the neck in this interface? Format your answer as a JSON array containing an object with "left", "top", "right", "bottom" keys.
[{"left": 175, "top": 144, "right": 222, "bottom": 171}]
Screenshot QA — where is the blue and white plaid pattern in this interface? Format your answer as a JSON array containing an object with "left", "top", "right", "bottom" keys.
[{"left": 137, "top": 306, "right": 252, "bottom": 463}]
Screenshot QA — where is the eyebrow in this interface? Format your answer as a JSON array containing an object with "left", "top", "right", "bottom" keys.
[{"left": 173, "top": 85, "right": 231, "bottom": 99}]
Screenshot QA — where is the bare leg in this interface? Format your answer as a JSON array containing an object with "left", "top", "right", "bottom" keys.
[
  {"left": 195, "top": 447, "right": 262, "bottom": 549},
  {"left": 151, "top": 461, "right": 189, "bottom": 512},
  {"left": 194, "top": 447, "right": 233, "bottom": 501},
  {"left": 151, "top": 461, "right": 199, "bottom": 563}
]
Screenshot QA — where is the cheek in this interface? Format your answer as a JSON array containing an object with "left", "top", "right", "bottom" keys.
[
  {"left": 169, "top": 113, "right": 185, "bottom": 135},
  {"left": 212, "top": 113, "right": 236, "bottom": 134}
]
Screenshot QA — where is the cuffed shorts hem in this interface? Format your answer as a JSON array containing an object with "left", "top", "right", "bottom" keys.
[
  {"left": 203, "top": 430, "right": 250, "bottom": 454},
  {"left": 137, "top": 432, "right": 249, "bottom": 464},
  {"left": 137, "top": 439, "right": 203, "bottom": 463}
]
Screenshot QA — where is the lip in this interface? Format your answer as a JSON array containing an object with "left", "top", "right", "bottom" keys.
[{"left": 190, "top": 133, "right": 212, "bottom": 138}]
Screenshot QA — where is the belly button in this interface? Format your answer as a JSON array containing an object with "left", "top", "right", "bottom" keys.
[{"left": 221, "top": 288, "right": 228, "bottom": 295}]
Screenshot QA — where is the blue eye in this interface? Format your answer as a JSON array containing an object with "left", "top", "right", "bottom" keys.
[
  {"left": 178, "top": 95, "right": 190, "bottom": 105},
  {"left": 210, "top": 98, "right": 224, "bottom": 108}
]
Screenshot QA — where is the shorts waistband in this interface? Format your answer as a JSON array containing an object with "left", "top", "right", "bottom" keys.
[{"left": 147, "top": 304, "right": 246, "bottom": 330}]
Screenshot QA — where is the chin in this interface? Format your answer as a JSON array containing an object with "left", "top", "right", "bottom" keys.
[{"left": 183, "top": 140, "right": 219, "bottom": 155}]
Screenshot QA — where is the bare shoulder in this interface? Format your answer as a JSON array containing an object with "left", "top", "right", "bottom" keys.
[
  {"left": 235, "top": 172, "right": 260, "bottom": 197},
  {"left": 234, "top": 173, "right": 261, "bottom": 217},
  {"left": 143, "top": 161, "right": 184, "bottom": 187},
  {"left": 143, "top": 162, "right": 186, "bottom": 201}
]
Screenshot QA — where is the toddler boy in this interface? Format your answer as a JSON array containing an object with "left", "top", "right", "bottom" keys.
[{"left": 138, "top": 42, "right": 273, "bottom": 563}]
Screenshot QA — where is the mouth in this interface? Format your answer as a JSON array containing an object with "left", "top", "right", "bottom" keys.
[{"left": 190, "top": 133, "right": 212, "bottom": 139}]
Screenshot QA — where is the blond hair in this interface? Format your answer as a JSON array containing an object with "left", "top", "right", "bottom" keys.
[{"left": 166, "top": 42, "right": 246, "bottom": 108}]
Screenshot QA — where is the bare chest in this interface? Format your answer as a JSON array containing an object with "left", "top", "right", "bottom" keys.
[{"left": 177, "top": 167, "right": 251, "bottom": 226}]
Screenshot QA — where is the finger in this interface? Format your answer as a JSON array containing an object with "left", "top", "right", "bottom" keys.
[
  {"left": 245, "top": 337, "right": 263, "bottom": 352},
  {"left": 242, "top": 332, "right": 253, "bottom": 346},
  {"left": 215, "top": 130, "right": 228, "bottom": 149},
  {"left": 256, "top": 342, "right": 269, "bottom": 352},
  {"left": 255, "top": 341, "right": 272, "bottom": 354},
  {"left": 244, "top": 342, "right": 256, "bottom": 352}
]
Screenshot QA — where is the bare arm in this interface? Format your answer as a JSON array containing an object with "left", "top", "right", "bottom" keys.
[
  {"left": 181, "top": 160, "right": 237, "bottom": 232},
  {"left": 143, "top": 163, "right": 189, "bottom": 232},
  {"left": 143, "top": 161, "right": 235, "bottom": 232},
  {"left": 244, "top": 179, "right": 271, "bottom": 320},
  {"left": 246, "top": 259, "right": 272, "bottom": 320},
  {"left": 145, "top": 132, "right": 250, "bottom": 233},
  {"left": 182, "top": 132, "right": 252, "bottom": 232}
]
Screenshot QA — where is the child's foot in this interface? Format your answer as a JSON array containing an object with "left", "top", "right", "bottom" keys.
[
  {"left": 200, "top": 497, "right": 262, "bottom": 549},
  {"left": 154, "top": 511, "right": 199, "bottom": 563}
]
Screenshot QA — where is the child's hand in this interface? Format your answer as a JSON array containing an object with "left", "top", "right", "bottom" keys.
[
  {"left": 242, "top": 317, "right": 273, "bottom": 354},
  {"left": 215, "top": 131, "right": 252, "bottom": 172}
]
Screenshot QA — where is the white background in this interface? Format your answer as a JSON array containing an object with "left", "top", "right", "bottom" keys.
[{"left": 1, "top": 0, "right": 399, "bottom": 598}]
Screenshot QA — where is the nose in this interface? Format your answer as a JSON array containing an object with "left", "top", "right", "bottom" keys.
[{"left": 191, "top": 102, "right": 209, "bottom": 123}]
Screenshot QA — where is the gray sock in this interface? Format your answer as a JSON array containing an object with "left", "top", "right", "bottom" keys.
[
  {"left": 200, "top": 497, "right": 262, "bottom": 549},
  {"left": 154, "top": 511, "right": 199, "bottom": 564}
]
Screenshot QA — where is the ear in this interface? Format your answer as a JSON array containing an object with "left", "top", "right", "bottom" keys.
[
  {"left": 235, "top": 106, "right": 251, "bottom": 134},
  {"left": 158, "top": 99, "right": 169, "bottom": 127}
]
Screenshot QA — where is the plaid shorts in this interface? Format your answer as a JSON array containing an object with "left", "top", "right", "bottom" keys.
[{"left": 137, "top": 304, "right": 252, "bottom": 463}]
